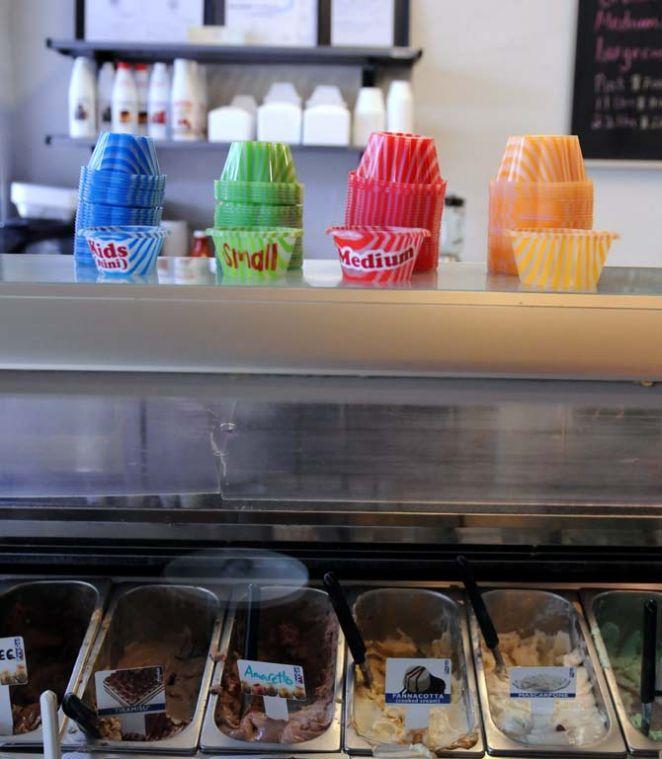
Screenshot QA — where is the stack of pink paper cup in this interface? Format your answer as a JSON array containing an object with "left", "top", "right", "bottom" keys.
[{"left": 344, "top": 132, "right": 446, "bottom": 272}]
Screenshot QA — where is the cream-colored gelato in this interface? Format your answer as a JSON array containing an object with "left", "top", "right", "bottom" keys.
[
  {"left": 482, "top": 630, "right": 607, "bottom": 746},
  {"left": 352, "top": 630, "right": 478, "bottom": 753}
]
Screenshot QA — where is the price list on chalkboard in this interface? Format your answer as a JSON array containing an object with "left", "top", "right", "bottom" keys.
[{"left": 572, "top": 0, "right": 662, "bottom": 161}]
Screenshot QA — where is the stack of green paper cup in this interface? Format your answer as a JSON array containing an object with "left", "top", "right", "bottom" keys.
[{"left": 211, "top": 141, "right": 304, "bottom": 274}]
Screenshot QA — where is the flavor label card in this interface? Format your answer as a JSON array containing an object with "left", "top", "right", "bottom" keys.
[
  {"left": 510, "top": 666, "right": 577, "bottom": 699},
  {"left": 95, "top": 665, "right": 166, "bottom": 716},
  {"left": 0, "top": 636, "right": 28, "bottom": 685},
  {"left": 237, "top": 660, "right": 306, "bottom": 701},
  {"left": 385, "top": 658, "right": 452, "bottom": 706}
]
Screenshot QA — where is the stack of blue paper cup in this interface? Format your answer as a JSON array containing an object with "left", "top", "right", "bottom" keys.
[{"left": 74, "top": 133, "right": 166, "bottom": 265}]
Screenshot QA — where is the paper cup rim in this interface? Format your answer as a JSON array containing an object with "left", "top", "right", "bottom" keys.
[
  {"left": 507, "top": 228, "right": 619, "bottom": 240},
  {"left": 206, "top": 226, "right": 303, "bottom": 238},
  {"left": 81, "top": 225, "right": 170, "bottom": 239},
  {"left": 327, "top": 225, "right": 431, "bottom": 237}
]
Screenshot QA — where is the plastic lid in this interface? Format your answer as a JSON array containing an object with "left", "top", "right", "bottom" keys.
[
  {"left": 117, "top": 61, "right": 131, "bottom": 69},
  {"left": 193, "top": 230, "right": 208, "bottom": 238},
  {"left": 134, "top": 63, "right": 148, "bottom": 71}
]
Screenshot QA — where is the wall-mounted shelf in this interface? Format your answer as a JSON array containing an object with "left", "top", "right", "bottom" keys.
[
  {"left": 46, "top": 39, "right": 422, "bottom": 84},
  {"left": 45, "top": 135, "right": 363, "bottom": 154}
]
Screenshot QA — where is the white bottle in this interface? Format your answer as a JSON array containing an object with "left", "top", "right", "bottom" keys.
[
  {"left": 352, "top": 87, "right": 385, "bottom": 147},
  {"left": 96, "top": 62, "right": 114, "bottom": 133},
  {"left": 171, "top": 59, "right": 199, "bottom": 141},
  {"left": 195, "top": 63, "right": 208, "bottom": 139},
  {"left": 134, "top": 64, "right": 150, "bottom": 135},
  {"left": 68, "top": 57, "right": 97, "bottom": 138},
  {"left": 111, "top": 62, "right": 138, "bottom": 134},
  {"left": 148, "top": 63, "right": 170, "bottom": 140},
  {"left": 387, "top": 80, "right": 414, "bottom": 134}
]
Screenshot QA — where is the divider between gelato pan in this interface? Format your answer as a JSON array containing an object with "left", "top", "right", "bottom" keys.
[
  {"left": 346, "top": 588, "right": 481, "bottom": 756},
  {"left": 470, "top": 589, "right": 622, "bottom": 754},
  {"left": 208, "top": 586, "right": 341, "bottom": 749}
]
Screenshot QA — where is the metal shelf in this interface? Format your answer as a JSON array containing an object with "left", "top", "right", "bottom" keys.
[
  {"left": 46, "top": 38, "right": 423, "bottom": 68},
  {"left": 44, "top": 134, "right": 363, "bottom": 154}
]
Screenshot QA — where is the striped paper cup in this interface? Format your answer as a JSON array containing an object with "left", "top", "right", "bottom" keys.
[
  {"left": 220, "top": 141, "right": 298, "bottom": 183},
  {"left": 207, "top": 227, "right": 303, "bottom": 283},
  {"left": 345, "top": 174, "right": 446, "bottom": 272},
  {"left": 88, "top": 132, "right": 161, "bottom": 176},
  {"left": 496, "top": 135, "right": 586, "bottom": 183},
  {"left": 81, "top": 225, "right": 168, "bottom": 277},
  {"left": 509, "top": 229, "right": 619, "bottom": 291},
  {"left": 488, "top": 179, "right": 594, "bottom": 275},
  {"left": 214, "top": 201, "right": 303, "bottom": 228},
  {"left": 214, "top": 180, "right": 303, "bottom": 205},
  {"left": 79, "top": 168, "right": 166, "bottom": 208},
  {"left": 327, "top": 226, "right": 430, "bottom": 285},
  {"left": 357, "top": 132, "right": 441, "bottom": 184}
]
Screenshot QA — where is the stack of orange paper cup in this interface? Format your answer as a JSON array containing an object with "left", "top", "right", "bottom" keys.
[
  {"left": 488, "top": 135, "right": 594, "bottom": 276},
  {"left": 344, "top": 132, "right": 446, "bottom": 272}
]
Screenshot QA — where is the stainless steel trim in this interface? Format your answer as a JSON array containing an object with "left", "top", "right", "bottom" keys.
[
  {"left": 65, "top": 583, "right": 225, "bottom": 754},
  {"left": 200, "top": 585, "right": 345, "bottom": 753},
  {"left": 582, "top": 589, "right": 662, "bottom": 756},
  {"left": 343, "top": 587, "right": 484, "bottom": 757},
  {"left": 2, "top": 259, "right": 662, "bottom": 379},
  {"left": 468, "top": 589, "right": 626, "bottom": 757},
  {"left": 0, "top": 579, "right": 108, "bottom": 750}
]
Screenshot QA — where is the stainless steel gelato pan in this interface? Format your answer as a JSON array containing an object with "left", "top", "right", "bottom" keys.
[
  {"left": 468, "top": 588, "right": 625, "bottom": 757},
  {"left": 344, "top": 587, "right": 484, "bottom": 757},
  {"left": 200, "top": 585, "right": 343, "bottom": 753},
  {"left": 583, "top": 589, "right": 662, "bottom": 756},
  {"left": 66, "top": 583, "right": 222, "bottom": 754},
  {"left": 0, "top": 578, "right": 107, "bottom": 751}
]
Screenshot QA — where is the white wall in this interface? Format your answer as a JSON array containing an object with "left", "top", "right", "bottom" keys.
[{"left": 411, "top": 0, "right": 662, "bottom": 267}]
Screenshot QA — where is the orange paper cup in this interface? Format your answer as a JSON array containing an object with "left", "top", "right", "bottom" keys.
[{"left": 496, "top": 135, "right": 587, "bottom": 183}]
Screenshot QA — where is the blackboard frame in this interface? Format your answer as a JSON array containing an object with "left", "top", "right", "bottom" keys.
[{"left": 571, "top": 0, "right": 662, "bottom": 163}]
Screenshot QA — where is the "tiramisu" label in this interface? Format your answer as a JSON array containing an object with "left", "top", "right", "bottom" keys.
[{"left": 95, "top": 665, "right": 166, "bottom": 716}]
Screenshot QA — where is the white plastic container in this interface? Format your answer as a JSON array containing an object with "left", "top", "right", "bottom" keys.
[
  {"left": 352, "top": 87, "right": 385, "bottom": 146},
  {"left": 231, "top": 94, "right": 258, "bottom": 117},
  {"left": 171, "top": 59, "right": 199, "bottom": 141},
  {"left": 148, "top": 62, "right": 170, "bottom": 140},
  {"left": 11, "top": 182, "right": 78, "bottom": 221},
  {"left": 208, "top": 106, "right": 255, "bottom": 142},
  {"left": 160, "top": 219, "right": 189, "bottom": 257},
  {"left": 134, "top": 64, "right": 150, "bottom": 135},
  {"left": 303, "top": 86, "right": 350, "bottom": 146},
  {"left": 96, "top": 62, "right": 114, "bottom": 133},
  {"left": 111, "top": 62, "right": 138, "bottom": 134},
  {"left": 387, "top": 80, "right": 414, "bottom": 134},
  {"left": 257, "top": 102, "right": 302, "bottom": 144},
  {"left": 68, "top": 57, "right": 97, "bottom": 139}
]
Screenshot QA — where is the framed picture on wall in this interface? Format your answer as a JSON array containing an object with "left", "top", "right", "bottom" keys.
[
  {"left": 84, "top": 0, "right": 205, "bottom": 43},
  {"left": 331, "top": 0, "right": 395, "bottom": 47}
]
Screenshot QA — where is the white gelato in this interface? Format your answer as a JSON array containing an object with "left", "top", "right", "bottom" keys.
[
  {"left": 352, "top": 630, "right": 478, "bottom": 753},
  {"left": 482, "top": 630, "right": 607, "bottom": 746}
]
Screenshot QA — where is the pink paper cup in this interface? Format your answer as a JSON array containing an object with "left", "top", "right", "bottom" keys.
[{"left": 357, "top": 132, "right": 442, "bottom": 185}]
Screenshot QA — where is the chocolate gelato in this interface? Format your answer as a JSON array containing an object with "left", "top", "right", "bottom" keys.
[
  {"left": 0, "top": 582, "right": 97, "bottom": 735},
  {"left": 84, "top": 586, "right": 215, "bottom": 743},
  {"left": 215, "top": 591, "right": 339, "bottom": 744}
]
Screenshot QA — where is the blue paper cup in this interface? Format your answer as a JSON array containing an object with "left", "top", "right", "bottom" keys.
[
  {"left": 81, "top": 226, "right": 168, "bottom": 277},
  {"left": 88, "top": 132, "right": 161, "bottom": 176},
  {"left": 76, "top": 201, "right": 163, "bottom": 226},
  {"left": 79, "top": 167, "right": 166, "bottom": 207}
]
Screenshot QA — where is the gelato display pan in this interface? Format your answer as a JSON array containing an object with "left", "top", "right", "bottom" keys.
[
  {"left": 200, "top": 585, "right": 343, "bottom": 752},
  {"left": 0, "top": 579, "right": 106, "bottom": 750},
  {"left": 583, "top": 589, "right": 662, "bottom": 756},
  {"left": 344, "top": 587, "right": 483, "bottom": 757},
  {"left": 67, "top": 583, "right": 222, "bottom": 753},
  {"left": 469, "top": 589, "right": 625, "bottom": 757}
]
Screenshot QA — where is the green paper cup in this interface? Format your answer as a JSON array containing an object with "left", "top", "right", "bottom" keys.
[
  {"left": 220, "top": 141, "right": 298, "bottom": 183},
  {"left": 214, "top": 179, "right": 304, "bottom": 205},
  {"left": 207, "top": 227, "right": 303, "bottom": 283},
  {"left": 214, "top": 201, "right": 303, "bottom": 228}
]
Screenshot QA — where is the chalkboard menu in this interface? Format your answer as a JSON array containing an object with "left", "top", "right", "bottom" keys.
[{"left": 571, "top": 0, "right": 662, "bottom": 161}]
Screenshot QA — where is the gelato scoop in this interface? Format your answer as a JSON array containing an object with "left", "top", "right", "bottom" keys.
[
  {"left": 482, "top": 629, "right": 608, "bottom": 746},
  {"left": 215, "top": 588, "right": 339, "bottom": 744}
]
